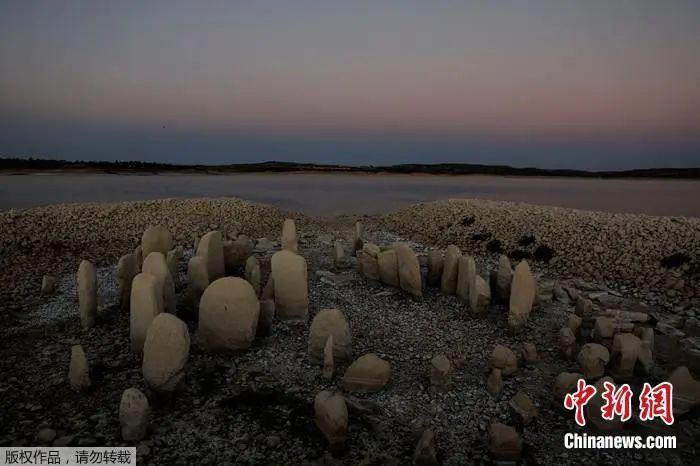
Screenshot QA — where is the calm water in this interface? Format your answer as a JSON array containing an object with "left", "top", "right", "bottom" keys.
[{"left": 1, "top": 173, "right": 699, "bottom": 217}]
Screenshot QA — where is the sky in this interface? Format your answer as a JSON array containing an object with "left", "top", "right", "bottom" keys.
[{"left": 1, "top": 0, "right": 699, "bottom": 170}]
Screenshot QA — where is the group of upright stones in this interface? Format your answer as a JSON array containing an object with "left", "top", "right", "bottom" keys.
[{"left": 54, "top": 217, "right": 700, "bottom": 462}]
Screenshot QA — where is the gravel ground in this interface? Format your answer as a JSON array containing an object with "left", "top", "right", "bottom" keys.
[{"left": 0, "top": 198, "right": 698, "bottom": 465}]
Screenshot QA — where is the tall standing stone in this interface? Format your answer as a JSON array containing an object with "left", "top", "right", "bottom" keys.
[
  {"left": 166, "top": 247, "right": 182, "bottom": 287},
  {"left": 314, "top": 391, "right": 348, "bottom": 445},
  {"left": 414, "top": 428, "right": 437, "bottom": 466},
  {"left": 134, "top": 245, "right": 143, "bottom": 272},
  {"left": 333, "top": 241, "right": 347, "bottom": 269},
  {"left": 469, "top": 275, "right": 491, "bottom": 314},
  {"left": 141, "top": 225, "right": 173, "bottom": 258},
  {"left": 396, "top": 243, "right": 422, "bottom": 297},
  {"left": 244, "top": 256, "right": 261, "bottom": 296},
  {"left": 456, "top": 255, "right": 476, "bottom": 302},
  {"left": 186, "top": 255, "right": 209, "bottom": 309},
  {"left": 271, "top": 250, "right": 309, "bottom": 320},
  {"left": 609, "top": 333, "right": 641, "bottom": 379},
  {"left": 323, "top": 336, "right": 334, "bottom": 380},
  {"left": 281, "top": 218, "right": 298, "bottom": 252},
  {"left": 117, "top": 253, "right": 137, "bottom": 312},
  {"left": 358, "top": 242, "right": 380, "bottom": 280},
  {"left": 142, "top": 313, "right": 190, "bottom": 392},
  {"left": 119, "top": 388, "right": 149, "bottom": 442},
  {"left": 308, "top": 308, "right": 352, "bottom": 363},
  {"left": 508, "top": 260, "right": 535, "bottom": 334},
  {"left": 196, "top": 231, "right": 225, "bottom": 281},
  {"left": 199, "top": 277, "right": 260, "bottom": 351},
  {"left": 440, "top": 245, "right": 461, "bottom": 295},
  {"left": 495, "top": 255, "right": 513, "bottom": 302},
  {"left": 426, "top": 250, "right": 444, "bottom": 287},
  {"left": 142, "top": 252, "right": 176, "bottom": 314},
  {"left": 352, "top": 221, "right": 364, "bottom": 254},
  {"left": 377, "top": 249, "right": 400, "bottom": 287},
  {"left": 130, "top": 273, "right": 162, "bottom": 353},
  {"left": 68, "top": 344, "right": 91, "bottom": 391},
  {"left": 77, "top": 260, "right": 97, "bottom": 330},
  {"left": 41, "top": 275, "right": 56, "bottom": 296}
]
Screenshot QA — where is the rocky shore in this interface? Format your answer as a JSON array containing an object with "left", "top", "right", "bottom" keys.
[{"left": 1, "top": 197, "right": 699, "bottom": 465}]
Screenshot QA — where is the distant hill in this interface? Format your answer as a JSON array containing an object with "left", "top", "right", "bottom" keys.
[{"left": 1, "top": 157, "right": 698, "bottom": 179}]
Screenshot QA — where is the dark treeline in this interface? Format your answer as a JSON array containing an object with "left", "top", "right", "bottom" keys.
[{"left": 1, "top": 157, "right": 699, "bottom": 179}]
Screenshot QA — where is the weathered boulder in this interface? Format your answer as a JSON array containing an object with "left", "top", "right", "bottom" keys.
[
  {"left": 489, "top": 345, "right": 517, "bottom": 376},
  {"left": 224, "top": 235, "right": 254, "bottom": 270},
  {"left": 488, "top": 423, "right": 521, "bottom": 461},
  {"left": 41, "top": 275, "right": 56, "bottom": 296},
  {"left": 142, "top": 313, "right": 190, "bottom": 392},
  {"left": 567, "top": 314, "right": 583, "bottom": 335},
  {"left": 130, "top": 273, "right": 162, "bottom": 353},
  {"left": 426, "top": 250, "right": 443, "bottom": 287},
  {"left": 577, "top": 343, "right": 610, "bottom": 379},
  {"left": 342, "top": 353, "right": 392, "bottom": 392},
  {"left": 308, "top": 308, "right": 352, "bottom": 363},
  {"left": 244, "top": 256, "right": 261, "bottom": 296},
  {"left": 593, "top": 316, "right": 615, "bottom": 340},
  {"left": 333, "top": 241, "right": 347, "bottom": 269},
  {"left": 117, "top": 253, "right": 137, "bottom": 312},
  {"left": 77, "top": 260, "right": 97, "bottom": 330},
  {"left": 554, "top": 372, "right": 584, "bottom": 402},
  {"left": 414, "top": 428, "right": 437, "bottom": 466},
  {"left": 396, "top": 243, "right": 422, "bottom": 297},
  {"left": 508, "top": 260, "right": 535, "bottom": 333},
  {"left": 456, "top": 255, "right": 476, "bottom": 302},
  {"left": 322, "top": 335, "right": 334, "bottom": 380},
  {"left": 469, "top": 274, "right": 491, "bottom": 314},
  {"left": 575, "top": 296, "right": 594, "bottom": 320},
  {"left": 609, "top": 333, "right": 641, "bottom": 379},
  {"left": 281, "top": 218, "right": 298, "bottom": 252},
  {"left": 430, "top": 354, "right": 453, "bottom": 389},
  {"left": 186, "top": 255, "right": 209, "bottom": 309},
  {"left": 521, "top": 343, "right": 538, "bottom": 365},
  {"left": 196, "top": 231, "right": 225, "bottom": 280},
  {"left": 440, "top": 245, "right": 461, "bottom": 295},
  {"left": 509, "top": 392, "right": 538, "bottom": 424},
  {"left": 635, "top": 327, "right": 654, "bottom": 374},
  {"left": 314, "top": 391, "right": 348, "bottom": 445},
  {"left": 495, "top": 255, "right": 513, "bottom": 302},
  {"left": 668, "top": 366, "right": 700, "bottom": 416},
  {"left": 199, "top": 277, "right": 260, "bottom": 351},
  {"left": 270, "top": 250, "right": 309, "bottom": 320},
  {"left": 377, "top": 248, "right": 400, "bottom": 287},
  {"left": 68, "top": 345, "right": 90, "bottom": 391},
  {"left": 352, "top": 221, "right": 364, "bottom": 254},
  {"left": 142, "top": 252, "right": 176, "bottom": 314},
  {"left": 119, "top": 388, "right": 149, "bottom": 441},
  {"left": 358, "top": 242, "right": 380, "bottom": 280},
  {"left": 487, "top": 368, "right": 503, "bottom": 397},
  {"left": 141, "top": 225, "right": 173, "bottom": 258},
  {"left": 256, "top": 299, "right": 275, "bottom": 337},
  {"left": 559, "top": 327, "right": 577, "bottom": 360}
]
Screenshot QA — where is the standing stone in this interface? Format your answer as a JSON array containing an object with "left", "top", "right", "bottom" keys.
[
  {"left": 134, "top": 245, "right": 143, "bottom": 272},
  {"left": 186, "top": 255, "right": 209, "bottom": 309},
  {"left": 166, "top": 247, "right": 182, "bottom": 287},
  {"left": 142, "top": 313, "right": 190, "bottom": 392},
  {"left": 281, "top": 218, "right": 298, "bottom": 252},
  {"left": 333, "top": 241, "right": 347, "bottom": 269},
  {"left": 314, "top": 391, "right": 348, "bottom": 446},
  {"left": 199, "top": 277, "right": 260, "bottom": 351},
  {"left": 509, "top": 392, "right": 538, "bottom": 425},
  {"left": 352, "top": 221, "right": 364, "bottom": 254},
  {"left": 440, "top": 245, "right": 461, "bottom": 295},
  {"left": 396, "top": 243, "right": 422, "bottom": 298},
  {"left": 567, "top": 314, "right": 583, "bottom": 335},
  {"left": 469, "top": 275, "right": 491, "bottom": 314},
  {"left": 559, "top": 327, "right": 577, "bottom": 360},
  {"left": 308, "top": 308, "right": 352, "bottom": 363},
  {"left": 487, "top": 368, "right": 503, "bottom": 397},
  {"left": 224, "top": 235, "right": 254, "bottom": 270},
  {"left": 117, "top": 253, "right": 137, "bottom": 312},
  {"left": 358, "top": 242, "right": 381, "bottom": 280},
  {"left": 270, "top": 250, "right": 309, "bottom": 320},
  {"left": 322, "top": 335, "right": 334, "bottom": 380},
  {"left": 554, "top": 372, "right": 584, "bottom": 402},
  {"left": 609, "top": 333, "right": 641, "bottom": 379},
  {"left": 130, "top": 273, "right": 162, "bottom": 353},
  {"left": 142, "top": 252, "right": 176, "bottom": 314},
  {"left": 257, "top": 299, "right": 275, "bottom": 337},
  {"left": 414, "top": 428, "right": 437, "bottom": 466},
  {"left": 430, "top": 354, "right": 453, "bottom": 389},
  {"left": 426, "top": 250, "right": 444, "bottom": 287},
  {"left": 488, "top": 423, "right": 521, "bottom": 461},
  {"left": 196, "top": 231, "right": 225, "bottom": 281},
  {"left": 495, "top": 255, "right": 513, "bottom": 302},
  {"left": 68, "top": 345, "right": 90, "bottom": 391},
  {"left": 456, "top": 255, "right": 476, "bottom": 302},
  {"left": 489, "top": 345, "right": 517, "bottom": 376},
  {"left": 635, "top": 327, "right": 654, "bottom": 374},
  {"left": 508, "top": 260, "right": 535, "bottom": 334},
  {"left": 141, "top": 225, "right": 173, "bottom": 258},
  {"left": 77, "top": 260, "right": 97, "bottom": 330},
  {"left": 342, "top": 354, "right": 392, "bottom": 392},
  {"left": 377, "top": 249, "right": 400, "bottom": 287},
  {"left": 577, "top": 343, "right": 610, "bottom": 379},
  {"left": 593, "top": 316, "right": 615, "bottom": 340},
  {"left": 575, "top": 296, "right": 594, "bottom": 320},
  {"left": 119, "top": 388, "right": 149, "bottom": 442},
  {"left": 41, "top": 275, "right": 56, "bottom": 296},
  {"left": 244, "top": 256, "right": 261, "bottom": 296},
  {"left": 521, "top": 343, "right": 538, "bottom": 365}
]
